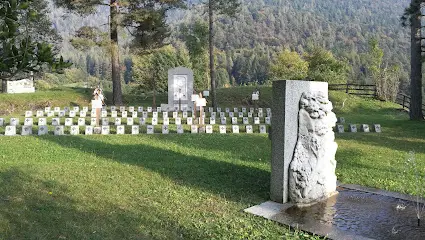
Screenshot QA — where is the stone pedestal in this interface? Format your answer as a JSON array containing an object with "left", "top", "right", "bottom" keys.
[{"left": 271, "top": 80, "right": 337, "bottom": 204}]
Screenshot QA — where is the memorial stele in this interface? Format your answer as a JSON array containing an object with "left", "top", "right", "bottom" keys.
[{"left": 168, "top": 67, "right": 194, "bottom": 111}]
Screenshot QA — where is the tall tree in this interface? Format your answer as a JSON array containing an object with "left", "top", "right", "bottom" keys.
[
  {"left": 0, "top": 0, "right": 71, "bottom": 91},
  {"left": 53, "top": 0, "right": 185, "bottom": 105},
  {"left": 206, "top": 0, "right": 240, "bottom": 108},
  {"left": 401, "top": 0, "right": 424, "bottom": 120}
]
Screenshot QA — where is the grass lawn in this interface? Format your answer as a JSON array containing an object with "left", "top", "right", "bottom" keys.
[{"left": 0, "top": 86, "right": 424, "bottom": 239}]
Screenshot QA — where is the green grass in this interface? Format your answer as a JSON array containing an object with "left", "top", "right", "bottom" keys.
[{"left": 0, "top": 86, "right": 424, "bottom": 239}]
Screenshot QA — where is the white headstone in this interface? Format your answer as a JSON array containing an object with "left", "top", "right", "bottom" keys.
[
  {"left": 243, "top": 117, "right": 249, "bottom": 125},
  {"left": 115, "top": 118, "right": 122, "bottom": 126},
  {"left": 139, "top": 118, "right": 146, "bottom": 125},
  {"left": 183, "top": 111, "right": 188, "bottom": 118},
  {"left": 339, "top": 117, "right": 346, "bottom": 124},
  {"left": 233, "top": 107, "right": 239, "bottom": 113},
  {"left": 206, "top": 125, "right": 213, "bottom": 134},
  {"left": 349, "top": 124, "right": 357, "bottom": 133},
  {"left": 220, "top": 112, "right": 225, "bottom": 118},
  {"left": 131, "top": 125, "right": 139, "bottom": 135},
  {"left": 217, "top": 107, "right": 221, "bottom": 112},
  {"left": 337, "top": 125, "right": 345, "bottom": 133},
  {"left": 38, "top": 126, "right": 48, "bottom": 135},
  {"left": 59, "top": 111, "right": 66, "bottom": 117},
  {"left": 211, "top": 112, "right": 216, "bottom": 118},
  {"left": 238, "top": 112, "right": 244, "bottom": 118},
  {"left": 52, "top": 118, "right": 60, "bottom": 126},
  {"left": 152, "top": 118, "right": 158, "bottom": 126},
  {"left": 176, "top": 125, "right": 184, "bottom": 134},
  {"left": 242, "top": 108, "right": 247, "bottom": 113},
  {"left": 10, "top": 118, "right": 19, "bottom": 126},
  {"left": 110, "top": 106, "right": 116, "bottom": 112},
  {"left": 374, "top": 124, "right": 382, "bottom": 133},
  {"left": 111, "top": 111, "right": 118, "bottom": 118},
  {"left": 73, "top": 106, "right": 79, "bottom": 112},
  {"left": 147, "top": 107, "right": 152, "bottom": 112},
  {"left": 64, "top": 118, "right": 73, "bottom": 126},
  {"left": 142, "top": 112, "right": 148, "bottom": 118},
  {"left": 137, "top": 106, "right": 143, "bottom": 112},
  {"left": 157, "top": 107, "right": 162, "bottom": 112},
  {"left": 147, "top": 125, "right": 154, "bottom": 134},
  {"left": 54, "top": 107, "right": 60, "bottom": 112},
  {"left": 248, "top": 112, "right": 253, "bottom": 118},
  {"left": 78, "top": 118, "right": 86, "bottom": 126},
  {"left": 187, "top": 117, "right": 193, "bottom": 125},
  {"left": 85, "top": 126, "right": 93, "bottom": 135},
  {"left": 231, "top": 117, "right": 238, "bottom": 125},
  {"left": 45, "top": 107, "right": 51, "bottom": 112},
  {"left": 0, "top": 118, "right": 3, "bottom": 126},
  {"left": 24, "top": 118, "right": 33, "bottom": 126},
  {"left": 232, "top": 125, "right": 239, "bottom": 133},
  {"left": 120, "top": 106, "right": 126, "bottom": 112},
  {"left": 259, "top": 125, "right": 267, "bottom": 134},
  {"left": 219, "top": 125, "right": 227, "bottom": 134},
  {"left": 102, "top": 118, "right": 109, "bottom": 126},
  {"left": 47, "top": 111, "right": 55, "bottom": 117},
  {"left": 21, "top": 126, "right": 32, "bottom": 136},
  {"left": 175, "top": 117, "right": 182, "bottom": 125},
  {"left": 132, "top": 112, "right": 138, "bottom": 118},
  {"left": 163, "top": 118, "right": 169, "bottom": 126},
  {"left": 64, "top": 107, "right": 70, "bottom": 112},
  {"left": 78, "top": 110, "right": 86, "bottom": 118},
  {"left": 36, "top": 111, "right": 44, "bottom": 117},
  {"left": 54, "top": 126, "right": 64, "bottom": 136},
  {"left": 172, "top": 112, "right": 178, "bottom": 119},
  {"left": 162, "top": 125, "right": 169, "bottom": 134},
  {"left": 152, "top": 112, "right": 158, "bottom": 118},
  {"left": 38, "top": 118, "right": 47, "bottom": 126},
  {"left": 122, "top": 111, "right": 128, "bottom": 118},
  {"left": 258, "top": 112, "right": 264, "bottom": 118},
  {"left": 101, "top": 111, "right": 108, "bottom": 118},
  {"left": 225, "top": 108, "right": 230, "bottom": 113},
  {"left": 209, "top": 117, "right": 216, "bottom": 125},
  {"left": 90, "top": 118, "right": 96, "bottom": 126},
  {"left": 5, "top": 126, "right": 16, "bottom": 136},
  {"left": 191, "top": 125, "right": 198, "bottom": 134},
  {"left": 82, "top": 106, "right": 89, "bottom": 112},
  {"left": 94, "top": 127, "right": 101, "bottom": 134},
  {"left": 25, "top": 111, "right": 33, "bottom": 117},
  {"left": 246, "top": 125, "right": 253, "bottom": 134},
  {"left": 265, "top": 117, "right": 271, "bottom": 125},
  {"left": 254, "top": 117, "right": 260, "bottom": 125},
  {"left": 127, "top": 118, "right": 134, "bottom": 126},
  {"left": 117, "top": 125, "right": 125, "bottom": 134},
  {"left": 220, "top": 117, "right": 227, "bottom": 125},
  {"left": 70, "top": 126, "right": 80, "bottom": 135},
  {"left": 101, "top": 126, "right": 110, "bottom": 135},
  {"left": 129, "top": 106, "right": 135, "bottom": 112},
  {"left": 229, "top": 112, "right": 234, "bottom": 118},
  {"left": 91, "top": 110, "right": 96, "bottom": 118},
  {"left": 208, "top": 107, "right": 214, "bottom": 112},
  {"left": 362, "top": 124, "right": 370, "bottom": 133}
]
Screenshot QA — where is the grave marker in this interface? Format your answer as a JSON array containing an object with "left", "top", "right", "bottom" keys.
[
  {"left": 265, "top": 117, "right": 271, "bottom": 125},
  {"left": 172, "top": 112, "right": 178, "bottom": 119},
  {"left": 5, "top": 126, "right": 16, "bottom": 136},
  {"left": 374, "top": 124, "right": 382, "bottom": 133},
  {"left": 219, "top": 125, "right": 227, "bottom": 134},
  {"left": 361, "top": 124, "right": 370, "bottom": 133},
  {"left": 94, "top": 127, "right": 101, "bottom": 134},
  {"left": 91, "top": 110, "right": 96, "bottom": 118},
  {"left": 65, "top": 118, "right": 73, "bottom": 126},
  {"left": 220, "top": 112, "right": 225, "bottom": 118},
  {"left": 38, "top": 126, "right": 48, "bottom": 135},
  {"left": 129, "top": 106, "right": 135, "bottom": 112},
  {"left": 131, "top": 125, "right": 139, "bottom": 135},
  {"left": 54, "top": 126, "right": 64, "bottom": 136},
  {"left": 176, "top": 125, "right": 184, "bottom": 134},
  {"left": 183, "top": 111, "right": 188, "bottom": 118},
  {"left": 85, "top": 126, "right": 93, "bottom": 135},
  {"left": 225, "top": 108, "right": 230, "bottom": 113},
  {"left": 139, "top": 118, "right": 146, "bottom": 125},
  {"left": 79, "top": 111, "right": 86, "bottom": 118},
  {"left": 82, "top": 106, "right": 89, "bottom": 112},
  {"left": 120, "top": 106, "right": 126, "bottom": 112},
  {"left": 337, "top": 125, "right": 345, "bottom": 133},
  {"left": 339, "top": 117, "right": 346, "bottom": 123},
  {"left": 24, "top": 118, "right": 33, "bottom": 126},
  {"left": 187, "top": 117, "right": 193, "bottom": 125},
  {"left": 64, "top": 107, "right": 70, "bottom": 112},
  {"left": 234, "top": 107, "right": 239, "bottom": 113},
  {"left": 209, "top": 117, "right": 216, "bottom": 125},
  {"left": 111, "top": 111, "right": 118, "bottom": 118},
  {"left": 162, "top": 125, "right": 169, "bottom": 134},
  {"left": 132, "top": 112, "right": 138, "bottom": 118},
  {"left": 191, "top": 125, "right": 198, "bottom": 134},
  {"left": 229, "top": 112, "right": 234, "bottom": 118},
  {"left": 349, "top": 124, "right": 357, "bottom": 133},
  {"left": 78, "top": 118, "right": 86, "bottom": 126},
  {"left": 10, "top": 118, "right": 19, "bottom": 126},
  {"left": 248, "top": 112, "right": 253, "bottom": 118},
  {"left": 246, "top": 125, "right": 253, "bottom": 134},
  {"left": 157, "top": 107, "right": 162, "bottom": 112},
  {"left": 231, "top": 117, "right": 238, "bottom": 125},
  {"left": 238, "top": 112, "right": 244, "bottom": 118},
  {"left": 69, "top": 111, "right": 76, "bottom": 118},
  {"left": 38, "top": 118, "right": 47, "bottom": 126},
  {"left": 258, "top": 112, "right": 264, "bottom": 118},
  {"left": 254, "top": 117, "right": 260, "bottom": 124},
  {"left": 259, "top": 125, "right": 267, "bottom": 134},
  {"left": 115, "top": 118, "right": 122, "bottom": 126},
  {"left": 102, "top": 118, "right": 109, "bottom": 126},
  {"left": 206, "top": 125, "right": 213, "bottom": 134},
  {"left": 45, "top": 107, "right": 51, "bottom": 112},
  {"left": 70, "top": 126, "right": 80, "bottom": 135},
  {"left": 54, "top": 107, "right": 60, "bottom": 112},
  {"left": 101, "top": 126, "right": 110, "bottom": 135},
  {"left": 147, "top": 125, "right": 154, "bottom": 134},
  {"left": 0, "top": 118, "right": 4, "bottom": 126},
  {"left": 152, "top": 112, "right": 158, "bottom": 118},
  {"left": 90, "top": 118, "right": 97, "bottom": 126},
  {"left": 242, "top": 108, "right": 247, "bottom": 113},
  {"left": 243, "top": 117, "right": 249, "bottom": 125},
  {"left": 211, "top": 112, "right": 216, "bottom": 118},
  {"left": 163, "top": 112, "right": 168, "bottom": 119},
  {"left": 232, "top": 125, "right": 240, "bottom": 133},
  {"left": 147, "top": 107, "right": 152, "bottom": 112},
  {"left": 220, "top": 117, "right": 227, "bottom": 125},
  {"left": 122, "top": 111, "right": 128, "bottom": 118},
  {"left": 59, "top": 111, "right": 66, "bottom": 117},
  {"left": 209, "top": 107, "right": 213, "bottom": 112},
  {"left": 52, "top": 118, "right": 60, "bottom": 126},
  {"left": 127, "top": 118, "right": 134, "bottom": 126},
  {"left": 21, "top": 126, "right": 32, "bottom": 136},
  {"left": 217, "top": 107, "right": 222, "bottom": 112},
  {"left": 111, "top": 106, "right": 117, "bottom": 112},
  {"left": 25, "top": 111, "right": 33, "bottom": 117},
  {"left": 152, "top": 118, "right": 158, "bottom": 125},
  {"left": 47, "top": 111, "right": 55, "bottom": 117},
  {"left": 73, "top": 106, "right": 79, "bottom": 112},
  {"left": 36, "top": 111, "right": 44, "bottom": 117},
  {"left": 137, "top": 106, "right": 143, "bottom": 112},
  {"left": 249, "top": 107, "right": 254, "bottom": 112},
  {"left": 101, "top": 111, "right": 108, "bottom": 118},
  {"left": 175, "top": 117, "right": 182, "bottom": 125},
  {"left": 117, "top": 125, "right": 125, "bottom": 134},
  {"left": 142, "top": 112, "right": 148, "bottom": 118},
  {"left": 163, "top": 118, "right": 169, "bottom": 125}
]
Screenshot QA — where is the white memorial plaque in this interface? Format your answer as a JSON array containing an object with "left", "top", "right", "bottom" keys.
[
  {"left": 38, "top": 126, "right": 48, "bottom": 135},
  {"left": 187, "top": 117, "right": 193, "bottom": 125},
  {"left": 21, "top": 126, "right": 32, "bottom": 136},
  {"left": 78, "top": 118, "right": 86, "bottom": 126},
  {"left": 176, "top": 125, "right": 184, "bottom": 134},
  {"left": 65, "top": 118, "right": 73, "bottom": 126},
  {"left": 362, "top": 124, "right": 370, "bottom": 133},
  {"left": 101, "top": 126, "right": 110, "bottom": 135},
  {"left": 115, "top": 118, "right": 122, "bottom": 126},
  {"left": 44, "top": 107, "right": 51, "bottom": 112},
  {"left": 25, "top": 111, "right": 33, "bottom": 117},
  {"left": 47, "top": 111, "right": 55, "bottom": 117},
  {"left": 217, "top": 107, "right": 221, "bottom": 112},
  {"left": 231, "top": 117, "right": 238, "bottom": 125},
  {"left": 258, "top": 112, "right": 264, "bottom": 118},
  {"left": 142, "top": 112, "right": 148, "bottom": 118},
  {"left": 152, "top": 118, "right": 158, "bottom": 126},
  {"left": 5, "top": 126, "right": 16, "bottom": 136},
  {"left": 111, "top": 111, "right": 118, "bottom": 118},
  {"left": 259, "top": 125, "right": 267, "bottom": 134},
  {"left": 238, "top": 112, "right": 244, "bottom": 118},
  {"left": 132, "top": 112, "right": 138, "bottom": 118},
  {"left": 219, "top": 125, "right": 227, "bottom": 134},
  {"left": 175, "top": 117, "right": 182, "bottom": 125},
  {"left": 152, "top": 112, "right": 158, "bottom": 118},
  {"left": 54, "top": 107, "right": 60, "bottom": 112},
  {"left": 211, "top": 112, "right": 216, "bottom": 118},
  {"left": 229, "top": 112, "right": 234, "bottom": 118},
  {"left": 220, "top": 112, "right": 225, "bottom": 118},
  {"left": 122, "top": 111, "right": 128, "bottom": 118},
  {"left": 248, "top": 112, "right": 253, "bottom": 118},
  {"left": 0, "top": 118, "right": 3, "bottom": 126},
  {"left": 191, "top": 125, "right": 198, "bottom": 134},
  {"left": 85, "top": 126, "right": 93, "bottom": 135},
  {"left": 242, "top": 108, "right": 247, "bottom": 113},
  {"left": 349, "top": 124, "right": 357, "bottom": 133},
  {"left": 117, "top": 126, "right": 125, "bottom": 134},
  {"left": 206, "top": 125, "right": 213, "bottom": 134},
  {"left": 90, "top": 118, "right": 96, "bottom": 126},
  {"left": 10, "top": 118, "right": 19, "bottom": 126},
  {"left": 232, "top": 125, "right": 239, "bottom": 134},
  {"left": 54, "top": 126, "right": 64, "bottom": 136},
  {"left": 69, "top": 111, "right": 76, "bottom": 118},
  {"left": 249, "top": 108, "right": 254, "bottom": 112},
  {"left": 82, "top": 107, "right": 89, "bottom": 112},
  {"left": 172, "top": 112, "right": 178, "bottom": 119},
  {"left": 119, "top": 106, "right": 126, "bottom": 112},
  {"left": 59, "top": 111, "right": 66, "bottom": 117},
  {"left": 258, "top": 108, "right": 263, "bottom": 113},
  {"left": 73, "top": 106, "right": 79, "bottom": 112},
  {"left": 147, "top": 125, "right": 154, "bottom": 134},
  {"left": 79, "top": 111, "right": 86, "bottom": 118},
  {"left": 131, "top": 126, "right": 139, "bottom": 135},
  {"left": 210, "top": 117, "right": 216, "bottom": 125},
  {"left": 243, "top": 117, "right": 249, "bottom": 125},
  {"left": 139, "top": 118, "right": 146, "bottom": 125},
  {"left": 127, "top": 118, "right": 134, "bottom": 126},
  {"left": 182, "top": 112, "right": 188, "bottom": 118},
  {"left": 101, "top": 111, "right": 108, "bottom": 118},
  {"left": 137, "top": 106, "right": 143, "bottom": 112},
  {"left": 225, "top": 108, "right": 230, "bottom": 113},
  {"left": 234, "top": 108, "right": 239, "bottom": 113},
  {"left": 163, "top": 112, "right": 168, "bottom": 119},
  {"left": 24, "top": 118, "right": 33, "bottom": 126},
  {"left": 36, "top": 111, "right": 44, "bottom": 117},
  {"left": 163, "top": 118, "right": 169, "bottom": 126},
  {"left": 102, "top": 118, "right": 109, "bottom": 126},
  {"left": 64, "top": 107, "right": 70, "bottom": 112},
  {"left": 265, "top": 117, "right": 271, "bottom": 125},
  {"left": 337, "top": 125, "right": 345, "bottom": 133},
  {"left": 147, "top": 107, "right": 152, "bottom": 112},
  {"left": 38, "top": 118, "right": 47, "bottom": 126},
  {"left": 156, "top": 107, "right": 161, "bottom": 113},
  {"left": 52, "top": 118, "right": 60, "bottom": 126},
  {"left": 70, "top": 126, "right": 80, "bottom": 135},
  {"left": 209, "top": 107, "right": 214, "bottom": 113},
  {"left": 246, "top": 125, "right": 253, "bottom": 134},
  {"left": 374, "top": 124, "right": 382, "bottom": 133},
  {"left": 254, "top": 117, "right": 260, "bottom": 125},
  {"left": 162, "top": 125, "right": 169, "bottom": 134},
  {"left": 220, "top": 117, "right": 227, "bottom": 125},
  {"left": 129, "top": 106, "right": 135, "bottom": 112},
  {"left": 110, "top": 106, "right": 116, "bottom": 112}
]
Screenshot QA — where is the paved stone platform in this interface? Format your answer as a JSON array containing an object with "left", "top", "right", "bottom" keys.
[{"left": 245, "top": 184, "right": 425, "bottom": 240}]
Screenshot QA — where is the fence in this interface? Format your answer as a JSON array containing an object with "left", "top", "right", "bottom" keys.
[
  {"left": 328, "top": 84, "right": 377, "bottom": 97},
  {"left": 395, "top": 93, "right": 425, "bottom": 114}
]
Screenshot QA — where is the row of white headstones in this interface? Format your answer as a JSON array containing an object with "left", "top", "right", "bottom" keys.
[{"left": 2, "top": 124, "right": 268, "bottom": 136}]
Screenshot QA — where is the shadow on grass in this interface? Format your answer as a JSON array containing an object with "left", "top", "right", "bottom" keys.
[
  {"left": 0, "top": 168, "right": 213, "bottom": 239},
  {"left": 38, "top": 135, "right": 271, "bottom": 204}
]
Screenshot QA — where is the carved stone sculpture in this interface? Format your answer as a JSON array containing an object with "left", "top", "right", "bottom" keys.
[{"left": 289, "top": 91, "right": 338, "bottom": 204}]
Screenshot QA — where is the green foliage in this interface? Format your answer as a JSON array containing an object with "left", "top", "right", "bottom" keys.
[
  {"left": 270, "top": 49, "right": 308, "bottom": 80},
  {"left": 305, "top": 47, "right": 349, "bottom": 84}
]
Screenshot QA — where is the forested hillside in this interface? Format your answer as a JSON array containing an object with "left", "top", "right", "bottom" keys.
[{"left": 46, "top": 0, "right": 411, "bottom": 90}]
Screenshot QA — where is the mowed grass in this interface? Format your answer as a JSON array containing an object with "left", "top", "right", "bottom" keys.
[{"left": 0, "top": 85, "right": 424, "bottom": 239}]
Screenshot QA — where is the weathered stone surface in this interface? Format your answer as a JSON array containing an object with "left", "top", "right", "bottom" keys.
[{"left": 288, "top": 91, "right": 338, "bottom": 204}]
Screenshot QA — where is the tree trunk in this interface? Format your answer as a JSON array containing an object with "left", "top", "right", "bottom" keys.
[
  {"left": 409, "top": 9, "right": 424, "bottom": 120},
  {"left": 209, "top": 1, "right": 217, "bottom": 108},
  {"left": 110, "top": 0, "right": 123, "bottom": 105}
]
